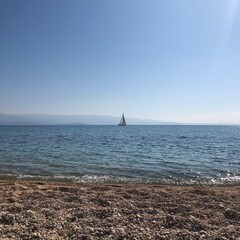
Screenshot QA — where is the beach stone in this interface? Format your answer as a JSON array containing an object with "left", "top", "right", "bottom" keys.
[
  {"left": 224, "top": 208, "right": 240, "bottom": 221},
  {"left": 92, "top": 197, "right": 110, "bottom": 207},
  {"left": 86, "top": 227, "right": 95, "bottom": 233},
  {"left": 155, "top": 235, "right": 167, "bottom": 240},
  {"left": 191, "top": 220, "right": 205, "bottom": 232},
  {"left": 94, "top": 208, "right": 113, "bottom": 219},
  {"left": 116, "top": 227, "right": 126, "bottom": 235},
  {"left": 58, "top": 186, "right": 71, "bottom": 192},
  {"left": 219, "top": 203, "right": 224, "bottom": 208},
  {"left": 8, "top": 203, "right": 23, "bottom": 213},
  {"left": 7, "top": 197, "right": 16, "bottom": 203},
  {"left": 164, "top": 215, "right": 184, "bottom": 229},
  {"left": 200, "top": 234, "right": 207, "bottom": 239},
  {"left": 0, "top": 213, "right": 15, "bottom": 225}
]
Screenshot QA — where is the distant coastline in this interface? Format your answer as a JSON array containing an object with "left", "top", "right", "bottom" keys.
[
  {"left": 0, "top": 113, "right": 180, "bottom": 125},
  {"left": 0, "top": 113, "right": 239, "bottom": 126}
]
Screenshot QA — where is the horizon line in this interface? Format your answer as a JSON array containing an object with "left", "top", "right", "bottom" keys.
[{"left": 0, "top": 112, "right": 240, "bottom": 125}]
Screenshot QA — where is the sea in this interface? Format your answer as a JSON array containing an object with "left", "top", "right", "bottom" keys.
[{"left": 0, "top": 125, "right": 239, "bottom": 185}]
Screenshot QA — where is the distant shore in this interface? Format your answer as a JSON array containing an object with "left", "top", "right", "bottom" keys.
[{"left": 0, "top": 180, "right": 239, "bottom": 239}]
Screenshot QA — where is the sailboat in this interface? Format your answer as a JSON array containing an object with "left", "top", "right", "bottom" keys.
[{"left": 118, "top": 113, "right": 127, "bottom": 126}]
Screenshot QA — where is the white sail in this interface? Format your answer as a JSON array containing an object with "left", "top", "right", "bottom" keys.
[{"left": 118, "top": 113, "right": 126, "bottom": 126}]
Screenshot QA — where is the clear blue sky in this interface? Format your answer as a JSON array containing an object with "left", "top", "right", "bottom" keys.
[{"left": 1, "top": 0, "right": 240, "bottom": 123}]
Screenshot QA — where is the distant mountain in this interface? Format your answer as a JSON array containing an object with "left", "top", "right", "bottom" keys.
[{"left": 0, "top": 113, "right": 181, "bottom": 125}]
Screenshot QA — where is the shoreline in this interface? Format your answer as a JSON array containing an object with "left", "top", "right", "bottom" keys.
[
  {"left": 0, "top": 180, "right": 240, "bottom": 239},
  {"left": 0, "top": 173, "right": 240, "bottom": 186}
]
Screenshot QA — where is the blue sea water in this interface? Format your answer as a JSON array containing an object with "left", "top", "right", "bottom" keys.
[{"left": 0, "top": 125, "right": 239, "bottom": 184}]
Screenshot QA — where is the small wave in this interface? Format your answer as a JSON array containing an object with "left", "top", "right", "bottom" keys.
[
  {"left": 220, "top": 176, "right": 240, "bottom": 182},
  {"left": 0, "top": 173, "right": 239, "bottom": 185}
]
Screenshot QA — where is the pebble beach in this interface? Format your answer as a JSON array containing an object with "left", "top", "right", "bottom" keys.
[{"left": 0, "top": 180, "right": 240, "bottom": 240}]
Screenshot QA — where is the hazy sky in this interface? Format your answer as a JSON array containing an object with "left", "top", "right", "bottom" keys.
[{"left": 1, "top": 0, "right": 240, "bottom": 123}]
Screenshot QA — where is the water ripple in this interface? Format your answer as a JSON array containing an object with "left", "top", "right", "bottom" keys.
[{"left": 0, "top": 125, "right": 239, "bottom": 184}]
